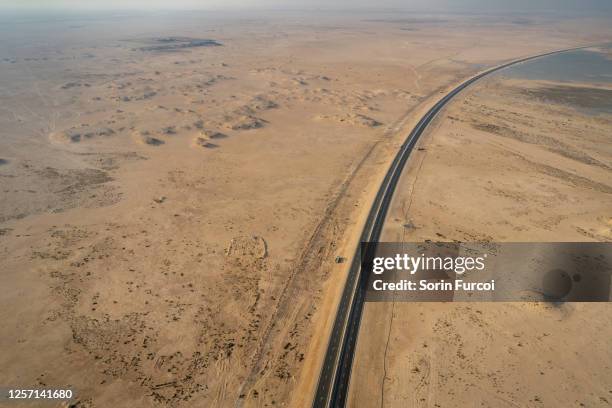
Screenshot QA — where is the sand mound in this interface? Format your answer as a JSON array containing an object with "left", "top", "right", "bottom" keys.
[
  {"left": 234, "top": 96, "right": 279, "bottom": 116},
  {"left": 50, "top": 126, "right": 116, "bottom": 143},
  {"left": 225, "top": 115, "right": 266, "bottom": 130},
  {"left": 201, "top": 129, "right": 227, "bottom": 139},
  {"left": 315, "top": 113, "right": 382, "bottom": 127},
  {"left": 161, "top": 126, "right": 177, "bottom": 135},
  {"left": 348, "top": 113, "right": 383, "bottom": 127},
  {"left": 141, "top": 136, "right": 165, "bottom": 146},
  {"left": 246, "top": 95, "right": 279, "bottom": 112},
  {"left": 133, "top": 130, "right": 165, "bottom": 146},
  {"left": 193, "top": 137, "right": 218, "bottom": 148},
  {"left": 61, "top": 82, "right": 90, "bottom": 90},
  {"left": 292, "top": 78, "right": 308, "bottom": 86}
]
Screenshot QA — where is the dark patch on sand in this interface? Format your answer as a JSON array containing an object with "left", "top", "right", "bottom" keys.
[
  {"left": 508, "top": 151, "right": 612, "bottom": 194},
  {"left": 201, "top": 130, "right": 227, "bottom": 139},
  {"left": 40, "top": 167, "right": 114, "bottom": 194},
  {"left": 471, "top": 121, "right": 610, "bottom": 170},
  {"left": 0, "top": 166, "right": 119, "bottom": 223},
  {"left": 62, "top": 127, "right": 115, "bottom": 143},
  {"left": 138, "top": 37, "right": 222, "bottom": 52},
  {"left": 194, "top": 138, "right": 218, "bottom": 149},
  {"left": 0, "top": 158, "right": 9, "bottom": 165},
  {"left": 226, "top": 115, "right": 267, "bottom": 130},
  {"left": 523, "top": 85, "right": 612, "bottom": 114},
  {"left": 162, "top": 126, "right": 176, "bottom": 135},
  {"left": 143, "top": 136, "right": 165, "bottom": 146},
  {"left": 76, "top": 151, "right": 147, "bottom": 171}
]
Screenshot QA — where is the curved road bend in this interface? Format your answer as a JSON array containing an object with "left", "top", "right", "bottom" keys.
[{"left": 313, "top": 45, "right": 591, "bottom": 408}]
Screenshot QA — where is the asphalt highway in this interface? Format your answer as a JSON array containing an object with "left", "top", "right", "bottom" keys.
[{"left": 312, "top": 46, "right": 589, "bottom": 408}]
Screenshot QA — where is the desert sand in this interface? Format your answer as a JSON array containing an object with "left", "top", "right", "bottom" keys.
[
  {"left": 1, "top": 10, "right": 611, "bottom": 408},
  {"left": 348, "top": 70, "right": 612, "bottom": 406}
]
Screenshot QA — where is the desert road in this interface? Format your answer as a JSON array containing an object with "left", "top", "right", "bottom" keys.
[{"left": 312, "top": 45, "right": 590, "bottom": 408}]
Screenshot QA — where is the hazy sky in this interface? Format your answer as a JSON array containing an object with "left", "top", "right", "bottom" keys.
[{"left": 2, "top": 0, "right": 612, "bottom": 13}]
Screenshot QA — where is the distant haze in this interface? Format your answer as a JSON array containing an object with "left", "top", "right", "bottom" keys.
[{"left": 2, "top": 0, "right": 612, "bottom": 14}]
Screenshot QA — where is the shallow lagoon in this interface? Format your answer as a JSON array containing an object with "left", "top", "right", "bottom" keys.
[{"left": 501, "top": 47, "right": 612, "bottom": 84}]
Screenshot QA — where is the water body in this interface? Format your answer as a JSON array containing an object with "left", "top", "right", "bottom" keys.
[
  {"left": 501, "top": 48, "right": 612, "bottom": 83},
  {"left": 496, "top": 47, "right": 612, "bottom": 114}
]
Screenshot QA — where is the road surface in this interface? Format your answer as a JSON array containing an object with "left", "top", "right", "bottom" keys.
[{"left": 312, "top": 45, "right": 590, "bottom": 408}]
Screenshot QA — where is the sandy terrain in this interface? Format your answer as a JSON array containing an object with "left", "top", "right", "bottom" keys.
[
  {"left": 348, "top": 72, "right": 612, "bottom": 406},
  {"left": 1, "top": 10, "right": 611, "bottom": 408}
]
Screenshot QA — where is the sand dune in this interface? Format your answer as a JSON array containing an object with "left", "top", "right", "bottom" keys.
[
  {"left": 315, "top": 112, "right": 383, "bottom": 127},
  {"left": 200, "top": 129, "right": 227, "bottom": 139},
  {"left": 50, "top": 127, "right": 116, "bottom": 143},
  {"left": 193, "top": 137, "right": 218, "bottom": 148}
]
